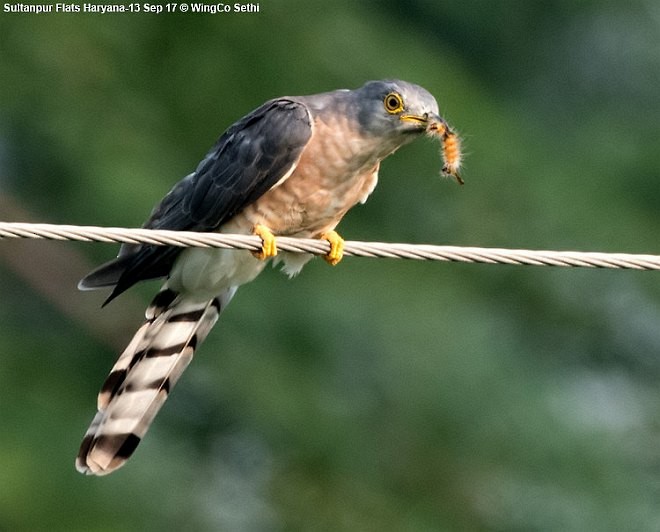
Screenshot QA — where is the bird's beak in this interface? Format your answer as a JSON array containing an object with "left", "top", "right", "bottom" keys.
[{"left": 400, "top": 112, "right": 448, "bottom": 135}]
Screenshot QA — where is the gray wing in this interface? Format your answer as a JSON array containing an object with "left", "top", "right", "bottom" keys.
[{"left": 80, "top": 98, "right": 312, "bottom": 303}]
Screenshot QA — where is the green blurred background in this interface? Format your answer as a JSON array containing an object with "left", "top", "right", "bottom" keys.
[{"left": 2, "top": 1, "right": 660, "bottom": 530}]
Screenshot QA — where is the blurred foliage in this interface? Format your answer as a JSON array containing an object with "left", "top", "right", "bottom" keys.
[{"left": 2, "top": 1, "right": 660, "bottom": 530}]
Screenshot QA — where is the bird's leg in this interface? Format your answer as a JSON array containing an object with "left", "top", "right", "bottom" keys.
[
  {"left": 252, "top": 224, "right": 278, "bottom": 260},
  {"left": 320, "top": 230, "right": 345, "bottom": 266}
]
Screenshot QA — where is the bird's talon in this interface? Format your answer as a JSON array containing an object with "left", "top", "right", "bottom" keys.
[
  {"left": 252, "top": 224, "right": 278, "bottom": 260},
  {"left": 321, "top": 231, "right": 345, "bottom": 266}
]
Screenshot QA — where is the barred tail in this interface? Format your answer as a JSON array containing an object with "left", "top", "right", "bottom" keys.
[{"left": 76, "top": 286, "right": 236, "bottom": 475}]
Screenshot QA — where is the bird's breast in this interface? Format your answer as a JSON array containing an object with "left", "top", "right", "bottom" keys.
[{"left": 230, "top": 113, "right": 386, "bottom": 237}]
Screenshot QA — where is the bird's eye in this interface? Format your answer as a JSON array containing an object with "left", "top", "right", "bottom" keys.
[{"left": 383, "top": 92, "right": 404, "bottom": 114}]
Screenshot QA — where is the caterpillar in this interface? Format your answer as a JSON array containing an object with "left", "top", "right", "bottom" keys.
[
  {"left": 441, "top": 131, "right": 463, "bottom": 185},
  {"left": 428, "top": 121, "right": 464, "bottom": 185}
]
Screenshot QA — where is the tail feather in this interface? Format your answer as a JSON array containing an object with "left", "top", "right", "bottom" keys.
[{"left": 76, "top": 286, "right": 236, "bottom": 475}]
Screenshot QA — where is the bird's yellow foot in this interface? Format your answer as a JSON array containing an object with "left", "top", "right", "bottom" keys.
[
  {"left": 252, "top": 224, "right": 278, "bottom": 260},
  {"left": 321, "top": 230, "right": 345, "bottom": 266}
]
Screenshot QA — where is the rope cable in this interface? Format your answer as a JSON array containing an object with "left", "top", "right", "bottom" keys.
[{"left": 0, "top": 222, "right": 658, "bottom": 270}]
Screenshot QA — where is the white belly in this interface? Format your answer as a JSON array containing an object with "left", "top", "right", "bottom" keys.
[{"left": 168, "top": 246, "right": 267, "bottom": 296}]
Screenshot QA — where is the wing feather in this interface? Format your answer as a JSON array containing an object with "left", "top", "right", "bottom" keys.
[{"left": 79, "top": 98, "right": 312, "bottom": 302}]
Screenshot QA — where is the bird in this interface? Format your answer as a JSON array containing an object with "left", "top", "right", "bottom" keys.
[{"left": 75, "top": 79, "right": 460, "bottom": 475}]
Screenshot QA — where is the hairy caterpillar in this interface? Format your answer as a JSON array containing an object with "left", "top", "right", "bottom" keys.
[{"left": 428, "top": 121, "right": 463, "bottom": 185}]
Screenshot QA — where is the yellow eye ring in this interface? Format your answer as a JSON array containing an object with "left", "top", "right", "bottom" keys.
[{"left": 383, "top": 92, "right": 404, "bottom": 114}]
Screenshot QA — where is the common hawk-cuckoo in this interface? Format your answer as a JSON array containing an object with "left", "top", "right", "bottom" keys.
[{"left": 76, "top": 79, "right": 461, "bottom": 475}]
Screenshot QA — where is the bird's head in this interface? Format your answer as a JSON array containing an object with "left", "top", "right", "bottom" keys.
[
  {"left": 351, "top": 79, "right": 462, "bottom": 183},
  {"left": 355, "top": 79, "right": 447, "bottom": 140}
]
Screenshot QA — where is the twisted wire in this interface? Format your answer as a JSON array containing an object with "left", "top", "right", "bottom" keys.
[{"left": 0, "top": 222, "right": 658, "bottom": 270}]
